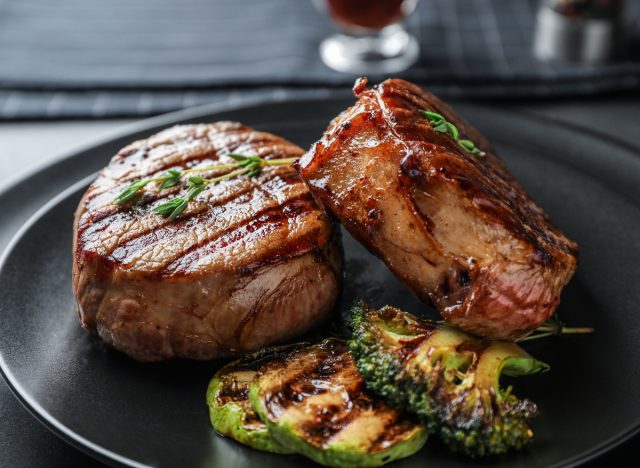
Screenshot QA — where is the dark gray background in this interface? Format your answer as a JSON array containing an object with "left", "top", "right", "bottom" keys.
[{"left": 0, "top": 0, "right": 639, "bottom": 119}]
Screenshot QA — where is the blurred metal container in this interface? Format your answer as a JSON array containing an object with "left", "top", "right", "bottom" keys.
[{"left": 534, "top": 0, "right": 626, "bottom": 63}]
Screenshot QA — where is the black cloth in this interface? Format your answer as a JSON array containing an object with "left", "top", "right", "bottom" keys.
[{"left": 0, "top": 0, "right": 638, "bottom": 118}]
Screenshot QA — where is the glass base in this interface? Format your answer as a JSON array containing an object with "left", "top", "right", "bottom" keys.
[{"left": 319, "top": 24, "right": 419, "bottom": 74}]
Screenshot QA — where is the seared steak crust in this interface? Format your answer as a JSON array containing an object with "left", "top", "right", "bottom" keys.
[
  {"left": 73, "top": 122, "right": 342, "bottom": 361},
  {"left": 297, "top": 78, "right": 577, "bottom": 340}
]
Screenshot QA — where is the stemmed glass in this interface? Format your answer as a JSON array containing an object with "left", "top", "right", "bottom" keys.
[{"left": 316, "top": 0, "right": 420, "bottom": 74}]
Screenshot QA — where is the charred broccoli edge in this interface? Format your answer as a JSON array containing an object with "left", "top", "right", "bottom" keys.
[{"left": 348, "top": 303, "right": 546, "bottom": 457}]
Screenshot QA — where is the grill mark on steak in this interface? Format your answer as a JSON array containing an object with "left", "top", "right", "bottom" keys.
[
  {"left": 86, "top": 144, "right": 302, "bottom": 209},
  {"left": 240, "top": 229, "right": 325, "bottom": 273},
  {"left": 106, "top": 181, "right": 313, "bottom": 272},
  {"left": 84, "top": 151, "right": 219, "bottom": 202},
  {"left": 159, "top": 194, "right": 318, "bottom": 276},
  {"left": 77, "top": 168, "right": 294, "bottom": 254},
  {"left": 380, "top": 81, "right": 577, "bottom": 262},
  {"left": 82, "top": 167, "right": 284, "bottom": 229},
  {"left": 85, "top": 130, "right": 300, "bottom": 202}
]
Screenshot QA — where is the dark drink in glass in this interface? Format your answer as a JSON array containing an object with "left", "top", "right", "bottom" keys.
[
  {"left": 325, "top": 0, "right": 406, "bottom": 30},
  {"left": 318, "top": 0, "right": 419, "bottom": 74}
]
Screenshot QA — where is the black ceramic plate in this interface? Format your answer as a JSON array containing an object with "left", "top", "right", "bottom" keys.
[{"left": 1, "top": 99, "right": 640, "bottom": 468}]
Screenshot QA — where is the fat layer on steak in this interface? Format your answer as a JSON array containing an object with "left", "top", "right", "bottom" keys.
[
  {"left": 296, "top": 78, "right": 578, "bottom": 340},
  {"left": 73, "top": 122, "right": 342, "bottom": 361}
]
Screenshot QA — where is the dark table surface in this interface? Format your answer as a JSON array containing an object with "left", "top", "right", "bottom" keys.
[{"left": 1, "top": 93, "right": 639, "bottom": 467}]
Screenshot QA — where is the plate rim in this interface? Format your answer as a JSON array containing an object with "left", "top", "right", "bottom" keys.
[
  {"left": 0, "top": 175, "right": 144, "bottom": 468},
  {"left": 1, "top": 97, "right": 639, "bottom": 468}
]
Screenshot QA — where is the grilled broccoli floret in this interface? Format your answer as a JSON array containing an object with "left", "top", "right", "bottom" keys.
[{"left": 349, "top": 303, "right": 549, "bottom": 458}]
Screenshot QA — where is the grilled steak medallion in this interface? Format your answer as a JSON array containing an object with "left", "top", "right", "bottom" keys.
[
  {"left": 297, "top": 78, "right": 578, "bottom": 340},
  {"left": 73, "top": 122, "right": 342, "bottom": 362}
]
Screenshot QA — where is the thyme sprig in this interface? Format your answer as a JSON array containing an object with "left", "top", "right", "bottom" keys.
[
  {"left": 113, "top": 153, "right": 297, "bottom": 220},
  {"left": 113, "top": 161, "right": 241, "bottom": 205},
  {"left": 420, "top": 109, "right": 486, "bottom": 158},
  {"left": 517, "top": 315, "right": 594, "bottom": 342}
]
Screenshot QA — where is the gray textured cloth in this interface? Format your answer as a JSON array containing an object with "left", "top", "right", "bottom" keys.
[{"left": 0, "top": 0, "right": 638, "bottom": 118}]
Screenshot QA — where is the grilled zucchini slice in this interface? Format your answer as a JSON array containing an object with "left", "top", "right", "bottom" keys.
[
  {"left": 206, "top": 345, "right": 305, "bottom": 454},
  {"left": 249, "top": 338, "right": 427, "bottom": 467}
]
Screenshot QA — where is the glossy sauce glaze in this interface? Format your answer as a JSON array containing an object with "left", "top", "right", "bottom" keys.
[{"left": 297, "top": 78, "right": 578, "bottom": 340}]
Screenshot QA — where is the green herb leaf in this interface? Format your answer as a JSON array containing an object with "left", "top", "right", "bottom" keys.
[
  {"left": 186, "top": 187, "right": 205, "bottom": 201},
  {"left": 420, "top": 108, "right": 486, "bottom": 159},
  {"left": 433, "top": 122, "right": 449, "bottom": 133},
  {"left": 419, "top": 110, "right": 445, "bottom": 123},
  {"left": 188, "top": 176, "right": 206, "bottom": 186},
  {"left": 114, "top": 179, "right": 149, "bottom": 204},
  {"left": 154, "top": 198, "right": 189, "bottom": 221},
  {"left": 228, "top": 153, "right": 261, "bottom": 167},
  {"left": 517, "top": 315, "right": 594, "bottom": 342},
  {"left": 185, "top": 176, "right": 207, "bottom": 200},
  {"left": 445, "top": 122, "right": 459, "bottom": 140},
  {"left": 227, "top": 153, "right": 251, "bottom": 161},
  {"left": 458, "top": 139, "right": 475, "bottom": 151},
  {"left": 458, "top": 139, "right": 485, "bottom": 157},
  {"left": 158, "top": 169, "right": 183, "bottom": 190},
  {"left": 243, "top": 161, "right": 261, "bottom": 178}
]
